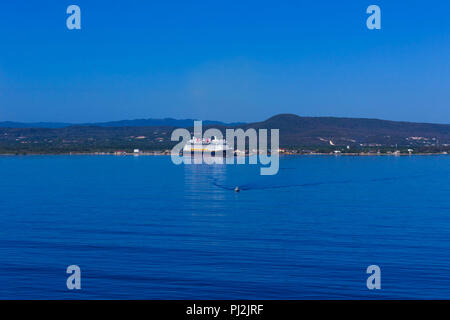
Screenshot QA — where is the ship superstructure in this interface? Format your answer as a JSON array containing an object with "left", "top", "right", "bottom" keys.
[{"left": 183, "top": 136, "right": 231, "bottom": 153}]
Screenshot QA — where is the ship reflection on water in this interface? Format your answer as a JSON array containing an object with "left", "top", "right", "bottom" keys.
[{"left": 183, "top": 161, "right": 228, "bottom": 213}]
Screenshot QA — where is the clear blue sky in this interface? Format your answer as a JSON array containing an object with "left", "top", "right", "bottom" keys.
[{"left": 0, "top": 0, "right": 449, "bottom": 123}]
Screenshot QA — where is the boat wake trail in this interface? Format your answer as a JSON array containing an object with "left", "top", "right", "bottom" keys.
[{"left": 211, "top": 175, "right": 421, "bottom": 192}]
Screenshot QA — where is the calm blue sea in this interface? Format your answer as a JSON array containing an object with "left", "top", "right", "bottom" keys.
[{"left": 1, "top": 155, "right": 450, "bottom": 299}]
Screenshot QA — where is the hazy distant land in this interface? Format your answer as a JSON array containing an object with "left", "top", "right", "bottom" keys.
[{"left": 0, "top": 114, "right": 449, "bottom": 155}]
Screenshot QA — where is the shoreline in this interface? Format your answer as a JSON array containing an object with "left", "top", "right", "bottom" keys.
[{"left": 0, "top": 152, "right": 448, "bottom": 157}]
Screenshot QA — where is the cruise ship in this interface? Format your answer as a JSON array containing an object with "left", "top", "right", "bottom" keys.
[{"left": 183, "top": 136, "right": 232, "bottom": 154}]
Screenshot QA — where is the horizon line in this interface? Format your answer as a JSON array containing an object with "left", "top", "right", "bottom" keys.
[{"left": 1, "top": 114, "right": 450, "bottom": 127}]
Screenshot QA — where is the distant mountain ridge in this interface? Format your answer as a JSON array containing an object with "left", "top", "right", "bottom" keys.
[
  {"left": 0, "top": 114, "right": 449, "bottom": 153},
  {"left": 0, "top": 118, "right": 245, "bottom": 128},
  {"left": 243, "top": 114, "right": 450, "bottom": 146},
  {"left": 0, "top": 121, "right": 73, "bottom": 128}
]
